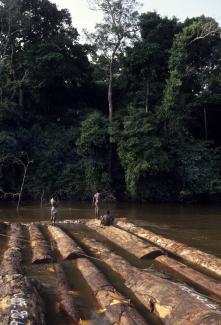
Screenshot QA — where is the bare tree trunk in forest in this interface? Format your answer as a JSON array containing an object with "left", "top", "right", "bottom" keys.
[
  {"left": 108, "top": 59, "right": 113, "bottom": 122},
  {"left": 145, "top": 78, "right": 150, "bottom": 113},
  {"left": 0, "top": 86, "right": 2, "bottom": 103},
  {"left": 17, "top": 160, "right": 33, "bottom": 211},
  {"left": 19, "top": 87, "right": 23, "bottom": 107},
  {"left": 204, "top": 107, "right": 208, "bottom": 140},
  {"left": 0, "top": 155, "right": 33, "bottom": 211},
  {"left": 40, "top": 190, "right": 45, "bottom": 208}
]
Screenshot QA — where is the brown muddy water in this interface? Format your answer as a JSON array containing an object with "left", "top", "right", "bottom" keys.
[{"left": 0, "top": 202, "right": 221, "bottom": 324}]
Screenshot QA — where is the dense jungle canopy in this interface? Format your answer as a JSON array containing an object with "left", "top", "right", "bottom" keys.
[{"left": 1, "top": 0, "right": 221, "bottom": 203}]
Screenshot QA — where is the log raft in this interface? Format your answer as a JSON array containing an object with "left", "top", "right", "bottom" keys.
[
  {"left": 117, "top": 220, "right": 221, "bottom": 279},
  {"left": 86, "top": 220, "right": 163, "bottom": 259},
  {"left": 77, "top": 258, "right": 148, "bottom": 325},
  {"left": 77, "top": 236, "right": 221, "bottom": 324},
  {"left": 48, "top": 225, "right": 84, "bottom": 260},
  {"left": 54, "top": 264, "right": 81, "bottom": 323},
  {"left": 29, "top": 224, "right": 53, "bottom": 264},
  {"left": 0, "top": 224, "right": 45, "bottom": 324},
  {"left": 155, "top": 255, "right": 221, "bottom": 302}
]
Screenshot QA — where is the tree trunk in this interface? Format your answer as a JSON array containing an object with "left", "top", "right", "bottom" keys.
[
  {"left": 77, "top": 258, "right": 147, "bottom": 325},
  {"left": 28, "top": 224, "right": 54, "bottom": 264},
  {"left": 40, "top": 190, "right": 44, "bottom": 208},
  {"left": 48, "top": 225, "right": 84, "bottom": 260},
  {"left": 86, "top": 220, "right": 163, "bottom": 259},
  {"left": 54, "top": 264, "right": 81, "bottom": 323},
  {"left": 145, "top": 78, "right": 150, "bottom": 113},
  {"left": 116, "top": 221, "right": 221, "bottom": 279},
  {"left": 155, "top": 255, "right": 221, "bottom": 302},
  {"left": 108, "top": 59, "right": 113, "bottom": 122},
  {"left": 17, "top": 160, "right": 32, "bottom": 211},
  {"left": 204, "top": 107, "right": 208, "bottom": 140},
  {"left": 19, "top": 87, "right": 23, "bottom": 107},
  {"left": 76, "top": 235, "right": 221, "bottom": 324}
]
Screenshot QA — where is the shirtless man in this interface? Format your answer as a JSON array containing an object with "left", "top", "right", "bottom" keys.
[
  {"left": 50, "top": 197, "right": 58, "bottom": 225},
  {"left": 100, "top": 210, "right": 114, "bottom": 226},
  {"left": 50, "top": 197, "right": 56, "bottom": 206},
  {"left": 51, "top": 206, "right": 58, "bottom": 225},
  {"left": 92, "top": 191, "right": 101, "bottom": 219}
]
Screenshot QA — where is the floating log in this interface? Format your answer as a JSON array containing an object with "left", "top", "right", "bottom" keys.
[
  {"left": 28, "top": 224, "right": 53, "bottom": 264},
  {"left": 0, "top": 223, "right": 45, "bottom": 324},
  {"left": 0, "top": 274, "right": 45, "bottom": 324},
  {"left": 1, "top": 224, "right": 23, "bottom": 276},
  {"left": 54, "top": 264, "right": 80, "bottom": 323},
  {"left": 77, "top": 236, "right": 221, "bottom": 324},
  {"left": 86, "top": 220, "right": 163, "bottom": 259},
  {"left": 48, "top": 225, "right": 84, "bottom": 260},
  {"left": 155, "top": 255, "right": 221, "bottom": 302},
  {"left": 77, "top": 258, "right": 148, "bottom": 325},
  {"left": 117, "top": 220, "right": 221, "bottom": 279}
]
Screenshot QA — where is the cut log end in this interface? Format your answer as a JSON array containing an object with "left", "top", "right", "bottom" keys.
[{"left": 141, "top": 248, "right": 164, "bottom": 260}]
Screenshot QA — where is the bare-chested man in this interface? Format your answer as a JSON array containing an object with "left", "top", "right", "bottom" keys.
[
  {"left": 92, "top": 191, "right": 101, "bottom": 219},
  {"left": 50, "top": 197, "right": 58, "bottom": 225}
]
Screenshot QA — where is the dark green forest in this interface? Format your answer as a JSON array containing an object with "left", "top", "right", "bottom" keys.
[{"left": 1, "top": 0, "right": 221, "bottom": 203}]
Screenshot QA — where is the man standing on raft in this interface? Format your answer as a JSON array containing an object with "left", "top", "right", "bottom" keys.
[{"left": 92, "top": 191, "right": 101, "bottom": 219}]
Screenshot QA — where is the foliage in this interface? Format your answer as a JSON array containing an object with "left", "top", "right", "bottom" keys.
[
  {"left": 114, "top": 108, "right": 169, "bottom": 198},
  {"left": 161, "top": 16, "right": 221, "bottom": 131},
  {"left": 121, "top": 12, "right": 181, "bottom": 110},
  {"left": 76, "top": 112, "right": 111, "bottom": 197},
  {"left": 87, "top": 0, "right": 141, "bottom": 120},
  {"left": 1, "top": 0, "right": 221, "bottom": 204}
]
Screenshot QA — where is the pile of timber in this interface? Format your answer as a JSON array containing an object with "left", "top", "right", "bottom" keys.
[
  {"left": 28, "top": 224, "right": 53, "bottom": 264},
  {"left": 116, "top": 220, "right": 221, "bottom": 279},
  {"left": 75, "top": 234, "right": 221, "bottom": 324},
  {"left": 48, "top": 225, "right": 84, "bottom": 260},
  {"left": 55, "top": 264, "right": 81, "bottom": 323},
  {"left": 49, "top": 226, "right": 148, "bottom": 324},
  {"left": 0, "top": 223, "right": 45, "bottom": 324},
  {"left": 86, "top": 220, "right": 163, "bottom": 259}
]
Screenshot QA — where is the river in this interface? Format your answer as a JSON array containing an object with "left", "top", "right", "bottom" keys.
[{"left": 0, "top": 201, "right": 221, "bottom": 257}]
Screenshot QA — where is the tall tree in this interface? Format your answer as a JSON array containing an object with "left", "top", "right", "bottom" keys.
[
  {"left": 161, "top": 16, "right": 221, "bottom": 135},
  {"left": 76, "top": 111, "right": 111, "bottom": 196},
  {"left": 121, "top": 12, "right": 180, "bottom": 111},
  {"left": 87, "top": 0, "right": 140, "bottom": 121},
  {"left": 114, "top": 108, "right": 169, "bottom": 198}
]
